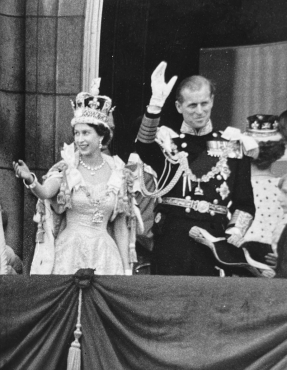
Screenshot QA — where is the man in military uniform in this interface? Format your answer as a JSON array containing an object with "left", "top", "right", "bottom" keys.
[{"left": 136, "top": 62, "right": 256, "bottom": 276}]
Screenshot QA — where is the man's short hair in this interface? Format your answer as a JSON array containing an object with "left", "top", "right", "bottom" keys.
[
  {"left": 175, "top": 75, "right": 216, "bottom": 103},
  {"left": 278, "top": 174, "right": 287, "bottom": 190}
]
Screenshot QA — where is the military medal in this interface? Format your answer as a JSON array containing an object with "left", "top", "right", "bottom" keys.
[
  {"left": 194, "top": 180, "right": 204, "bottom": 196},
  {"left": 180, "top": 147, "right": 231, "bottom": 197},
  {"left": 216, "top": 181, "right": 230, "bottom": 200}
]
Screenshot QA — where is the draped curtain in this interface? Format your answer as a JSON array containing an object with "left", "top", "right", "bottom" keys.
[
  {"left": 2, "top": 274, "right": 287, "bottom": 370},
  {"left": 200, "top": 41, "right": 287, "bottom": 132},
  {"left": 200, "top": 41, "right": 287, "bottom": 177}
]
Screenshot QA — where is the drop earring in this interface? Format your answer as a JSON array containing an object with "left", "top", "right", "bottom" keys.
[{"left": 99, "top": 139, "right": 102, "bottom": 149}]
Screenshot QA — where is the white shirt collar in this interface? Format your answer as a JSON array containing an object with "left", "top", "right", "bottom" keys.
[{"left": 180, "top": 120, "right": 213, "bottom": 136}]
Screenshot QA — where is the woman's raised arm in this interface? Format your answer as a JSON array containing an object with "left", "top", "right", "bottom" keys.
[{"left": 13, "top": 159, "right": 61, "bottom": 200}]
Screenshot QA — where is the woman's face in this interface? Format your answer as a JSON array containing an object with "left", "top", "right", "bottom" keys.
[{"left": 74, "top": 123, "right": 103, "bottom": 157}]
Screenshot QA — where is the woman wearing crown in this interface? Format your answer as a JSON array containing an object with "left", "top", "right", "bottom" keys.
[
  {"left": 238, "top": 114, "right": 287, "bottom": 277},
  {"left": 13, "top": 79, "right": 142, "bottom": 275}
]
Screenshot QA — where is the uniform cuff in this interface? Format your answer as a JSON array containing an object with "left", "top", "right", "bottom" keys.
[
  {"left": 228, "top": 210, "right": 253, "bottom": 236},
  {"left": 137, "top": 114, "right": 160, "bottom": 143}
]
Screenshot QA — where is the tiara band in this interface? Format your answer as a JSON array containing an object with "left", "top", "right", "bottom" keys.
[
  {"left": 245, "top": 114, "right": 279, "bottom": 138},
  {"left": 71, "top": 104, "right": 111, "bottom": 127}
]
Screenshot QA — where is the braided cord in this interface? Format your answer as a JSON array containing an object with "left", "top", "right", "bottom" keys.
[
  {"left": 139, "top": 159, "right": 184, "bottom": 198},
  {"left": 139, "top": 141, "right": 232, "bottom": 199}
]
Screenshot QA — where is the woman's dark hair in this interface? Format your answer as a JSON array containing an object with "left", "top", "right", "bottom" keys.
[
  {"left": 88, "top": 123, "right": 111, "bottom": 146},
  {"left": 252, "top": 139, "right": 286, "bottom": 170},
  {"left": 72, "top": 123, "right": 112, "bottom": 146}
]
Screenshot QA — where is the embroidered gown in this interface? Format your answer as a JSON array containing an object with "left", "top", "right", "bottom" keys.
[
  {"left": 52, "top": 181, "right": 124, "bottom": 275},
  {"left": 30, "top": 145, "right": 141, "bottom": 275}
]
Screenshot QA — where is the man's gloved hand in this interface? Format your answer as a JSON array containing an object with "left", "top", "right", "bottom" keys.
[
  {"left": 226, "top": 227, "right": 244, "bottom": 248},
  {"left": 149, "top": 61, "right": 178, "bottom": 108}
]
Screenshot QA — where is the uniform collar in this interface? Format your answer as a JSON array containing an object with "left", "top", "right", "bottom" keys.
[{"left": 180, "top": 120, "right": 213, "bottom": 136}]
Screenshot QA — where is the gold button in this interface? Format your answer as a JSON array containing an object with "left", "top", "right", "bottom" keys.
[
  {"left": 217, "top": 175, "right": 222, "bottom": 180},
  {"left": 212, "top": 133, "right": 218, "bottom": 137},
  {"left": 181, "top": 143, "right": 187, "bottom": 148},
  {"left": 210, "top": 211, "right": 215, "bottom": 216},
  {"left": 155, "top": 213, "right": 162, "bottom": 223},
  {"left": 180, "top": 134, "right": 185, "bottom": 139},
  {"left": 213, "top": 199, "right": 219, "bottom": 204},
  {"left": 185, "top": 196, "right": 191, "bottom": 200},
  {"left": 185, "top": 208, "right": 191, "bottom": 213}
]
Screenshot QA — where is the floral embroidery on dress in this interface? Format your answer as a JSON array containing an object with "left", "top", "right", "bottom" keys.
[{"left": 30, "top": 143, "right": 142, "bottom": 274}]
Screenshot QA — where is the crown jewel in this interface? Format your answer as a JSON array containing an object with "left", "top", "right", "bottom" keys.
[
  {"left": 245, "top": 114, "right": 279, "bottom": 137},
  {"left": 71, "top": 78, "right": 114, "bottom": 128}
]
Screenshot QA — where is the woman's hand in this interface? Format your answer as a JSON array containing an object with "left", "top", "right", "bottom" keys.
[
  {"left": 265, "top": 252, "right": 277, "bottom": 268},
  {"left": 261, "top": 269, "right": 276, "bottom": 278},
  {"left": 13, "top": 160, "right": 33, "bottom": 184},
  {"left": 14, "top": 160, "right": 61, "bottom": 200}
]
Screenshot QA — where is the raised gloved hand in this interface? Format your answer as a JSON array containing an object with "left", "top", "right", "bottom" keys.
[{"left": 149, "top": 61, "right": 178, "bottom": 108}]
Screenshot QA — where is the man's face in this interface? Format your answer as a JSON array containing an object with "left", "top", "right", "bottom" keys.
[
  {"left": 175, "top": 85, "right": 214, "bottom": 129},
  {"left": 279, "top": 181, "right": 287, "bottom": 214}
]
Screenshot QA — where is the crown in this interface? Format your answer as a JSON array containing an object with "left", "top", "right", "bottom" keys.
[
  {"left": 70, "top": 78, "right": 115, "bottom": 128},
  {"left": 245, "top": 114, "right": 279, "bottom": 137}
]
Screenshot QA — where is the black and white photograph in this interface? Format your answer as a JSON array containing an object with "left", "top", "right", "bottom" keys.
[{"left": 1, "top": 0, "right": 287, "bottom": 369}]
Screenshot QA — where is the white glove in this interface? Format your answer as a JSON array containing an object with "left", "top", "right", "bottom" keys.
[
  {"left": 125, "top": 269, "right": 133, "bottom": 276},
  {"left": 226, "top": 227, "right": 244, "bottom": 248},
  {"left": 149, "top": 61, "right": 178, "bottom": 108}
]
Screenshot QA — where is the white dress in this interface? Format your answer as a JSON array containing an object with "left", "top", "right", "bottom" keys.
[
  {"left": 52, "top": 182, "right": 124, "bottom": 275},
  {"left": 30, "top": 145, "right": 142, "bottom": 275}
]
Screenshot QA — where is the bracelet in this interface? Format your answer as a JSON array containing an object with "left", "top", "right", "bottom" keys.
[{"left": 23, "top": 173, "right": 38, "bottom": 189}]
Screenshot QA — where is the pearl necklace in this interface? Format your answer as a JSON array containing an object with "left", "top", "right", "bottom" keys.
[{"left": 79, "top": 156, "right": 106, "bottom": 175}]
